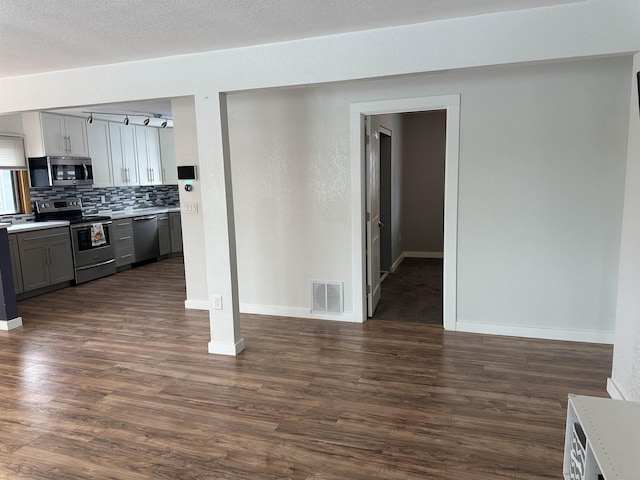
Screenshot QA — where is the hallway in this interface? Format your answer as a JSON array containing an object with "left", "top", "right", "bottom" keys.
[{"left": 372, "top": 257, "right": 443, "bottom": 324}]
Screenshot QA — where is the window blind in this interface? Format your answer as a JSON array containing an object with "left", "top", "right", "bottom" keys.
[{"left": 0, "top": 135, "right": 27, "bottom": 169}]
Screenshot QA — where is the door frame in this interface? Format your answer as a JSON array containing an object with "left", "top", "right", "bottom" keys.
[{"left": 350, "top": 94, "right": 460, "bottom": 330}]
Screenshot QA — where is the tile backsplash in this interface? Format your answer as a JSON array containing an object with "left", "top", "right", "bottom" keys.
[{"left": 1, "top": 184, "right": 179, "bottom": 224}]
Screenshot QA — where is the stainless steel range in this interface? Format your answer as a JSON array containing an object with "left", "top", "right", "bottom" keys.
[{"left": 35, "top": 198, "right": 116, "bottom": 284}]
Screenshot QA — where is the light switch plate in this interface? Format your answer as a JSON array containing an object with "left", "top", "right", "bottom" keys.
[
  {"left": 184, "top": 202, "right": 198, "bottom": 214},
  {"left": 213, "top": 295, "right": 223, "bottom": 310}
]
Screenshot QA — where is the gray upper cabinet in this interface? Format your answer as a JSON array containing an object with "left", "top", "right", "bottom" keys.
[
  {"left": 87, "top": 119, "right": 114, "bottom": 187},
  {"left": 41, "top": 113, "right": 89, "bottom": 157},
  {"left": 17, "top": 227, "right": 74, "bottom": 292},
  {"left": 8, "top": 234, "right": 23, "bottom": 295}
]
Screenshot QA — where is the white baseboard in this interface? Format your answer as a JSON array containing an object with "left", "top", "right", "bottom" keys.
[
  {"left": 184, "top": 299, "right": 210, "bottom": 310},
  {"left": 606, "top": 378, "right": 626, "bottom": 400},
  {"left": 390, "top": 255, "right": 404, "bottom": 273},
  {"left": 455, "top": 321, "right": 615, "bottom": 344},
  {"left": 208, "top": 338, "right": 245, "bottom": 356},
  {"left": 389, "top": 251, "right": 443, "bottom": 273},
  {"left": 0, "top": 317, "right": 23, "bottom": 331},
  {"left": 403, "top": 251, "right": 444, "bottom": 259},
  {"left": 240, "top": 303, "right": 359, "bottom": 323}
]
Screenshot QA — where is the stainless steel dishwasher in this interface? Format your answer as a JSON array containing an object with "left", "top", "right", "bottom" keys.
[{"left": 132, "top": 215, "right": 159, "bottom": 263}]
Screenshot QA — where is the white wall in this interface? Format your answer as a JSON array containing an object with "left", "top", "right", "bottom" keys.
[
  {"left": 611, "top": 52, "right": 640, "bottom": 401},
  {"left": 0, "top": 113, "right": 24, "bottom": 134},
  {"left": 227, "top": 56, "right": 630, "bottom": 335},
  {"left": 0, "top": 1, "right": 638, "bottom": 352},
  {"left": 171, "top": 96, "right": 209, "bottom": 309}
]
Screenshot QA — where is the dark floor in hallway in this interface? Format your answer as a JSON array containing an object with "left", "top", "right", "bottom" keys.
[{"left": 372, "top": 257, "right": 443, "bottom": 324}]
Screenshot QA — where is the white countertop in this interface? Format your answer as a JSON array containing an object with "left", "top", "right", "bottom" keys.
[
  {"left": 108, "top": 206, "right": 181, "bottom": 219},
  {"left": 7, "top": 220, "right": 70, "bottom": 233}
]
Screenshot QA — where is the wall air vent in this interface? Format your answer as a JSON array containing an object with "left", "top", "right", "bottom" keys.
[{"left": 311, "top": 281, "right": 344, "bottom": 314}]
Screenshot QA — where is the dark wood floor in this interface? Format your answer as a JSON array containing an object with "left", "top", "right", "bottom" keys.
[{"left": 1, "top": 257, "right": 612, "bottom": 479}]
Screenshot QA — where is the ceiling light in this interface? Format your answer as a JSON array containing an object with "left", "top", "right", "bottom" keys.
[
  {"left": 86, "top": 113, "right": 93, "bottom": 124},
  {"left": 161, "top": 120, "right": 168, "bottom": 128},
  {"left": 143, "top": 117, "right": 150, "bottom": 126},
  {"left": 124, "top": 116, "right": 129, "bottom": 125}
]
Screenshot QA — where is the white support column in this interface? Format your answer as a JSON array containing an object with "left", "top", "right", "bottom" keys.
[{"left": 194, "top": 92, "right": 244, "bottom": 356}]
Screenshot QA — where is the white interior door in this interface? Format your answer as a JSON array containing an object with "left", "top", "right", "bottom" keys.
[{"left": 366, "top": 117, "right": 382, "bottom": 317}]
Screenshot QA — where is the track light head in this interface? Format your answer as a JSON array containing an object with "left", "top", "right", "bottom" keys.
[
  {"left": 124, "top": 116, "right": 129, "bottom": 126},
  {"left": 161, "top": 120, "right": 168, "bottom": 128},
  {"left": 86, "top": 113, "right": 93, "bottom": 124},
  {"left": 143, "top": 117, "right": 150, "bottom": 126}
]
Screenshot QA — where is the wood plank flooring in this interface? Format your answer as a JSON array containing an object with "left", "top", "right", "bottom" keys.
[{"left": 1, "top": 257, "right": 613, "bottom": 479}]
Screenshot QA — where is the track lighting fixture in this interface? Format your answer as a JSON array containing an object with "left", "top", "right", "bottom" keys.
[{"left": 82, "top": 111, "right": 171, "bottom": 128}]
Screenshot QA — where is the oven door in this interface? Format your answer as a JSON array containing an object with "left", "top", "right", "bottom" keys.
[{"left": 71, "top": 222, "right": 115, "bottom": 268}]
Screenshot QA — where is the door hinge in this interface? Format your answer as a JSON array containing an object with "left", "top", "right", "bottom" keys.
[
  {"left": 366, "top": 212, "right": 371, "bottom": 222},
  {"left": 367, "top": 285, "right": 371, "bottom": 294}
]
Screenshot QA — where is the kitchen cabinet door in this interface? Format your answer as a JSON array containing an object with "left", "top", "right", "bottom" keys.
[
  {"left": 110, "top": 123, "right": 139, "bottom": 186},
  {"left": 18, "top": 227, "right": 74, "bottom": 292},
  {"left": 159, "top": 128, "right": 177, "bottom": 184},
  {"left": 41, "top": 113, "right": 89, "bottom": 157},
  {"left": 18, "top": 241, "right": 50, "bottom": 291},
  {"left": 135, "top": 126, "right": 162, "bottom": 185},
  {"left": 47, "top": 236, "right": 75, "bottom": 284},
  {"left": 158, "top": 214, "right": 171, "bottom": 256},
  {"left": 63, "top": 116, "right": 89, "bottom": 156},
  {"left": 8, "top": 234, "right": 23, "bottom": 295},
  {"left": 87, "top": 119, "right": 114, "bottom": 187},
  {"left": 170, "top": 212, "right": 183, "bottom": 253},
  {"left": 41, "top": 113, "right": 67, "bottom": 156}
]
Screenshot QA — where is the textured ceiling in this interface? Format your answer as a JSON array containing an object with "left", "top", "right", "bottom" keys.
[{"left": 0, "top": 0, "right": 584, "bottom": 79}]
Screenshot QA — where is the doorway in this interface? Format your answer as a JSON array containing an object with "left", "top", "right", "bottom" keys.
[
  {"left": 369, "top": 110, "right": 447, "bottom": 324},
  {"left": 350, "top": 94, "right": 460, "bottom": 330}
]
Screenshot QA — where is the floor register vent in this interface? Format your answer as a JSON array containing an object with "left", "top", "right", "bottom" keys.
[{"left": 311, "top": 281, "right": 344, "bottom": 314}]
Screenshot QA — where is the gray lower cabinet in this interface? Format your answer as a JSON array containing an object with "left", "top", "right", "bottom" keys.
[
  {"left": 113, "top": 218, "right": 134, "bottom": 267},
  {"left": 170, "top": 212, "right": 183, "bottom": 253},
  {"left": 158, "top": 213, "right": 171, "bottom": 256},
  {"left": 8, "top": 234, "right": 23, "bottom": 295},
  {"left": 17, "top": 227, "right": 74, "bottom": 292}
]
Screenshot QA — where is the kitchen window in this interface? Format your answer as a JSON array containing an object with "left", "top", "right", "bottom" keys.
[
  {"left": 0, "top": 170, "right": 19, "bottom": 214},
  {"left": 0, "top": 135, "right": 28, "bottom": 215}
]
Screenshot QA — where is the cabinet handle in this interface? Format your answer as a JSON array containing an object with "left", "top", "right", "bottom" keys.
[
  {"left": 23, "top": 232, "right": 68, "bottom": 241},
  {"left": 119, "top": 235, "right": 132, "bottom": 241},
  {"left": 162, "top": 168, "right": 166, "bottom": 182},
  {"left": 67, "top": 136, "right": 72, "bottom": 154},
  {"left": 45, "top": 246, "right": 50, "bottom": 265}
]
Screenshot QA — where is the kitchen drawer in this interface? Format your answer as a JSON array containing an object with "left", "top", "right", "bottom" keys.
[
  {"left": 114, "top": 228, "right": 134, "bottom": 248},
  {"left": 113, "top": 218, "right": 133, "bottom": 230},
  {"left": 115, "top": 245, "right": 135, "bottom": 267}
]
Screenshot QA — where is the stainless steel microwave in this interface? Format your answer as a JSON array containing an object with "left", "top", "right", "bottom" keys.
[{"left": 28, "top": 156, "right": 94, "bottom": 187}]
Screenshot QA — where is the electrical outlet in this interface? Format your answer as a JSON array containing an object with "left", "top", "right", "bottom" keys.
[
  {"left": 213, "top": 295, "right": 223, "bottom": 310},
  {"left": 144, "top": 193, "right": 150, "bottom": 200},
  {"left": 100, "top": 195, "right": 106, "bottom": 203}
]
